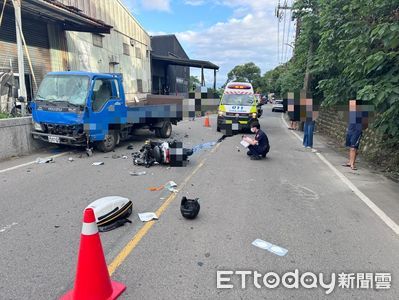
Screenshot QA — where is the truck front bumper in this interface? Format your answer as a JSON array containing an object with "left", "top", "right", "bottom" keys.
[{"left": 31, "top": 131, "right": 87, "bottom": 147}]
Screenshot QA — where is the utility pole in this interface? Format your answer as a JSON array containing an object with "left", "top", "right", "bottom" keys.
[
  {"left": 275, "top": 1, "right": 293, "bottom": 64},
  {"left": 12, "top": 0, "right": 27, "bottom": 102}
]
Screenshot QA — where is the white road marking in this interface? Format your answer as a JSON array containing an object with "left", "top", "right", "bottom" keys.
[
  {"left": 0, "top": 222, "right": 18, "bottom": 233},
  {"left": 280, "top": 114, "right": 399, "bottom": 235},
  {"left": 0, "top": 152, "right": 67, "bottom": 174}
]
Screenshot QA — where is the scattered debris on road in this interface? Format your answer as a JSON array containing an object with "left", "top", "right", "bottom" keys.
[
  {"left": 130, "top": 171, "right": 147, "bottom": 176},
  {"left": 68, "top": 157, "right": 74, "bottom": 162},
  {"left": 192, "top": 142, "right": 216, "bottom": 154},
  {"left": 138, "top": 212, "right": 158, "bottom": 222},
  {"left": 180, "top": 197, "right": 200, "bottom": 219},
  {"left": 147, "top": 185, "right": 164, "bottom": 191},
  {"left": 165, "top": 181, "right": 178, "bottom": 193},
  {"left": 127, "top": 144, "right": 134, "bottom": 150},
  {"left": 0, "top": 222, "right": 18, "bottom": 233},
  {"left": 252, "top": 239, "right": 288, "bottom": 256},
  {"left": 36, "top": 157, "right": 54, "bottom": 164},
  {"left": 92, "top": 162, "right": 104, "bottom": 166}
]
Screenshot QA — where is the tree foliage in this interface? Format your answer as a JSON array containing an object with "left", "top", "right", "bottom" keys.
[
  {"left": 263, "top": 0, "right": 399, "bottom": 142},
  {"left": 226, "top": 62, "right": 262, "bottom": 90}
]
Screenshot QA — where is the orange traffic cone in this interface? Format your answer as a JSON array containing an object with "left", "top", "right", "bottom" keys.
[
  {"left": 61, "top": 208, "right": 126, "bottom": 300},
  {"left": 204, "top": 113, "right": 211, "bottom": 127}
]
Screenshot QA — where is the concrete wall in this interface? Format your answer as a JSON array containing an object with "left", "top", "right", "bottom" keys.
[{"left": 0, "top": 117, "right": 44, "bottom": 161}]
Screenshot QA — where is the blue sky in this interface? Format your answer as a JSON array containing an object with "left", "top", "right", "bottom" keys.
[{"left": 123, "top": 0, "right": 295, "bottom": 87}]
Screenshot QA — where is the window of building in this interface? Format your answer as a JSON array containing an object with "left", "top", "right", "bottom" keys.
[
  {"left": 123, "top": 43, "right": 130, "bottom": 56},
  {"left": 92, "top": 34, "right": 103, "bottom": 48},
  {"left": 135, "top": 47, "right": 142, "bottom": 59},
  {"left": 137, "top": 79, "right": 143, "bottom": 93}
]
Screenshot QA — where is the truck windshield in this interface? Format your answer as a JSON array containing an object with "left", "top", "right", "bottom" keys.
[
  {"left": 36, "top": 75, "right": 89, "bottom": 106},
  {"left": 222, "top": 94, "right": 254, "bottom": 106}
]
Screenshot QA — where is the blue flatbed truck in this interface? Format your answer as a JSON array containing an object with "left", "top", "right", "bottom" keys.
[{"left": 31, "top": 71, "right": 183, "bottom": 152}]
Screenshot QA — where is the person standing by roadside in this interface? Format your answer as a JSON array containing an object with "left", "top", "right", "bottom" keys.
[
  {"left": 302, "top": 98, "right": 317, "bottom": 149},
  {"left": 343, "top": 100, "right": 365, "bottom": 171}
]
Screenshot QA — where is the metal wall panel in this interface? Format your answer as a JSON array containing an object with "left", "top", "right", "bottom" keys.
[{"left": 0, "top": 8, "right": 52, "bottom": 97}]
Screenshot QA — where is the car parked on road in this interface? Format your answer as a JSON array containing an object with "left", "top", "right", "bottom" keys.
[{"left": 272, "top": 99, "right": 284, "bottom": 112}]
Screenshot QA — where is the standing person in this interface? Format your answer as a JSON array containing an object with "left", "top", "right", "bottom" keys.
[
  {"left": 344, "top": 100, "right": 364, "bottom": 170},
  {"left": 303, "top": 98, "right": 317, "bottom": 149},
  {"left": 243, "top": 122, "right": 270, "bottom": 160}
]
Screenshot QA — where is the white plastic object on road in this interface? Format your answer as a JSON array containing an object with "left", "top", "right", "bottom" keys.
[
  {"left": 130, "top": 171, "right": 147, "bottom": 176},
  {"left": 165, "top": 181, "right": 178, "bottom": 193},
  {"left": 138, "top": 212, "right": 158, "bottom": 222},
  {"left": 36, "top": 157, "right": 54, "bottom": 164},
  {"left": 252, "top": 239, "right": 288, "bottom": 256},
  {"left": 92, "top": 162, "right": 104, "bottom": 166}
]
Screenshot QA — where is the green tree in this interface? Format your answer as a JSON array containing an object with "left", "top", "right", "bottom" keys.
[
  {"left": 226, "top": 62, "right": 262, "bottom": 89},
  {"left": 189, "top": 75, "right": 201, "bottom": 92}
]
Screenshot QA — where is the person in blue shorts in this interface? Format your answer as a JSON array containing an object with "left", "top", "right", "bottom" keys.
[{"left": 344, "top": 100, "right": 364, "bottom": 170}]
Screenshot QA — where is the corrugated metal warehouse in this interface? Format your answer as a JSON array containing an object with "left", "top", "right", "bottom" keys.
[{"left": 0, "top": 0, "right": 151, "bottom": 103}]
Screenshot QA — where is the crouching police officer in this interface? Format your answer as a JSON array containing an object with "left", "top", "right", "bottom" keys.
[{"left": 243, "top": 122, "right": 270, "bottom": 160}]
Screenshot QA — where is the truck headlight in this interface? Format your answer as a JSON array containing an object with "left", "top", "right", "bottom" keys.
[
  {"left": 252, "top": 113, "right": 257, "bottom": 118},
  {"left": 33, "top": 122, "right": 44, "bottom": 132},
  {"left": 218, "top": 111, "right": 225, "bottom": 117}
]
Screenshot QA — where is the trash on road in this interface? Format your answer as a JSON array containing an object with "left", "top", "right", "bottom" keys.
[
  {"left": 122, "top": 155, "right": 128, "bottom": 159},
  {"left": 180, "top": 197, "right": 200, "bottom": 219},
  {"left": 86, "top": 196, "right": 133, "bottom": 232},
  {"left": 68, "top": 157, "right": 74, "bottom": 162},
  {"left": 138, "top": 212, "right": 158, "bottom": 222},
  {"left": 36, "top": 157, "right": 54, "bottom": 164},
  {"left": 92, "top": 162, "right": 104, "bottom": 166},
  {"left": 127, "top": 145, "right": 134, "bottom": 150},
  {"left": 165, "top": 181, "right": 178, "bottom": 193},
  {"left": 130, "top": 171, "right": 147, "bottom": 176},
  {"left": 191, "top": 142, "right": 216, "bottom": 154},
  {"left": 252, "top": 239, "right": 288, "bottom": 256},
  {"left": 147, "top": 185, "right": 164, "bottom": 191},
  {"left": 112, "top": 154, "right": 121, "bottom": 159}
]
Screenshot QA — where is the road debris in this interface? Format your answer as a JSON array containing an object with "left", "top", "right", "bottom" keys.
[
  {"left": 147, "top": 185, "right": 164, "bottom": 191},
  {"left": 130, "top": 171, "right": 147, "bottom": 176},
  {"left": 180, "top": 197, "right": 200, "bottom": 219},
  {"left": 122, "top": 155, "right": 128, "bottom": 159},
  {"left": 0, "top": 222, "right": 18, "bottom": 233},
  {"left": 127, "top": 145, "right": 134, "bottom": 150},
  {"left": 112, "top": 154, "right": 121, "bottom": 159},
  {"left": 192, "top": 142, "right": 216, "bottom": 154},
  {"left": 68, "top": 157, "right": 74, "bottom": 162},
  {"left": 165, "top": 181, "right": 178, "bottom": 193},
  {"left": 36, "top": 157, "right": 54, "bottom": 164},
  {"left": 92, "top": 162, "right": 104, "bottom": 166},
  {"left": 252, "top": 239, "right": 288, "bottom": 256},
  {"left": 138, "top": 212, "right": 158, "bottom": 222}
]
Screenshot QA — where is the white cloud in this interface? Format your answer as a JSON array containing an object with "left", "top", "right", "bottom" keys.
[
  {"left": 174, "top": 1, "right": 295, "bottom": 86},
  {"left": 184, "top": 0, "right": 205, "bottom": 6},
  {"left": 141, "top": 0, "right": 171, "bottom": 12}
]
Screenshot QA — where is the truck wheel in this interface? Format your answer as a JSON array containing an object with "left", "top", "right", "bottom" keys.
[
  {"left": 158, "top": 121, "right": 172, "bottom": 138},
  {"left": 97, "top": 131, "right": 117, "bottom": 152},
  {"left": 217, "top": 126, "right": 221, "bottom": 132}
]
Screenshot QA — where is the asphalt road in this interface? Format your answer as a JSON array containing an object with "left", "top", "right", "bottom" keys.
[{"left": 0, "top": 106, "right": 398, "bottom": 299}]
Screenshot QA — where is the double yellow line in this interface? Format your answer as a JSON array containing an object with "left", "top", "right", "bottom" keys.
[{"left": 108, "top": 143, "right": 220, "bottom": 275}]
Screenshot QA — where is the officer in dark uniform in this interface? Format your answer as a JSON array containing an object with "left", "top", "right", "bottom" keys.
[{"left": 243, "top": 122, "right": 270, "bottom": 160}]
